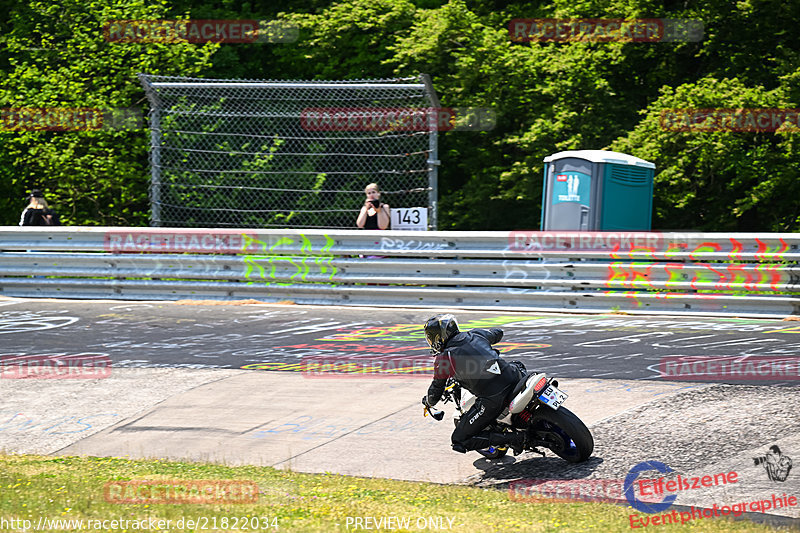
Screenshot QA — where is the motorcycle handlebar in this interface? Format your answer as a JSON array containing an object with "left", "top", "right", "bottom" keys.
[
  {"left": 424, "top": 405, "right": 445, "bottom": 421},
  {"left": 423, "top": 378, "right": 460, "bottom": 421}
]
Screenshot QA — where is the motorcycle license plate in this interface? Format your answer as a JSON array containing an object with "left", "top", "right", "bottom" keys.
[{"left": 539, "top": 384, "right": 568, "bottom": 410}]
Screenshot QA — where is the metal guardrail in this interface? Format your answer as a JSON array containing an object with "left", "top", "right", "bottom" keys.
[{"left": 1, "top": 227, "right": 799, "bottom": 317}]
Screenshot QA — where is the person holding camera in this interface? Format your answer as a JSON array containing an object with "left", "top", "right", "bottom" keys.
[
  {"left": 356, "top": 182, "right": 390, "bottom": 230},
  {"left": 19, "top": 189, "right": 60, "bottom": 226}
]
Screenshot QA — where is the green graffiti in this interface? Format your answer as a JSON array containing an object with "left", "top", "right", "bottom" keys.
[
  {"left": 241, "top": 233, "right": 337, "bottom": 286},
  {"left": 458, "top": 316, "right": 533, "bottom": 329}
]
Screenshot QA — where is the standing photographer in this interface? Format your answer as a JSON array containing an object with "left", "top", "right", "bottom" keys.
[
  {"left": 19, "top": 189, "right": 60, "bottom": 226},
  {"left": 356, "top": 182, "right": 390, "bottom": 229}
]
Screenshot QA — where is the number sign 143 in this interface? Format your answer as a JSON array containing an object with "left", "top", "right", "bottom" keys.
[{"left": 392, "top": 207, "right": 428, "bottom": 230}]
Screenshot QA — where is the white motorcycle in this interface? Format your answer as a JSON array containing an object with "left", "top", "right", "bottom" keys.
[{"left": 425, "top": 372, "right": 593, "bottom": 462}]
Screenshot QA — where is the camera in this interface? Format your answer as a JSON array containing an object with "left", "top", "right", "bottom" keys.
[{"left": 370, "top": 199, "right": 381, "bottom": 208}]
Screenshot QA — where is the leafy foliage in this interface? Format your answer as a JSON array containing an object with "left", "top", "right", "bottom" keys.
[
  {"left": 2, "top": 0, "right": 799, "bottom": 230},
  {"left": 0, "top": 0, "right": 215, "bottom": 225},
  {"left": 611, "top": 78, "right": 799, "bottom": 231}
]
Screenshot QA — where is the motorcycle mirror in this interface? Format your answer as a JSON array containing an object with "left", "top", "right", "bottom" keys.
[{"left": 432, "top": 410, "right": 444, "bottom": 421}]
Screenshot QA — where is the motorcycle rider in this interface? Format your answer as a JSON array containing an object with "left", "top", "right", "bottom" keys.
[{"left": 422, "top": 314, "right": 528, "bottom": 455}]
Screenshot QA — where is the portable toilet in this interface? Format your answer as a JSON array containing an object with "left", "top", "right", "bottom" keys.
[{"left": 540, "top": 150, "right": 655, "bottom": 231}]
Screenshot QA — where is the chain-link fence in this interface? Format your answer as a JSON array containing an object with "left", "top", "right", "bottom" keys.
[{"left": 139, "top": 74, "right": 439, "bottom": 229}]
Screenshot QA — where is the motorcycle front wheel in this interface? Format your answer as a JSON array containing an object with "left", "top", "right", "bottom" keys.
[{"left": 529, "top": 406, "right": 593, "bottom": 463}]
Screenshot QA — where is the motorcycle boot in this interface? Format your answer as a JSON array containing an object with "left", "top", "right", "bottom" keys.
[{"left": 483, "top": 431, "right": 527, "bottom": 455}]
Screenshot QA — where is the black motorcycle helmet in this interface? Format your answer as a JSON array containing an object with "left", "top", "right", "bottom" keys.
[{"left": 424, "top": 314, "right": 459, "bottom": 354}]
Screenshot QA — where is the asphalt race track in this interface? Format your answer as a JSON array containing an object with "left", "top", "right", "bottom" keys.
[
  {"left": 1, "top": 297, "right": 799, "bottom": 526},
  {"left": 3, "top": 298, "right": 800, "bottom": 383}
]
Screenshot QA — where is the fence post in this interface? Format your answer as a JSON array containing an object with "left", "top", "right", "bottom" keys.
[{"left": 421, "top": 73, "right": 440, "bottom": 231}]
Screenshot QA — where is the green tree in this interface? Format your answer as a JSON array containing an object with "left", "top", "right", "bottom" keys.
[
  {"left": 270, "top": 0, "right": 417, "bottom": 80},
  {"left": 4, "top": 0, "right": 800, "bottom": 231},
  {"left": 610, "top": 77, "right": 800, "bottom": 231},
  {"left": 0, "top": 0, "right": 215, "bottom": 226}
]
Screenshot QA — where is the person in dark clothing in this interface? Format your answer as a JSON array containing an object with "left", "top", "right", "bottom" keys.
[
  {"left": 19, "top": 190, "right": 60, "bottom": 226},
  {"left": 356, "top": 182, "right": 390, "bottom": 230},
  {"left": 422, "top": 314, "right": 527, "bottom": 455}
]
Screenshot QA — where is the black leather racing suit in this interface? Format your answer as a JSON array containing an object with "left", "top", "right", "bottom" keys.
[{"left": 426, "top": 328, "right": 522, "bottom": 453}]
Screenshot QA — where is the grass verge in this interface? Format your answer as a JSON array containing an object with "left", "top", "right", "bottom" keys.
[{"left": 0, "top": 454, "right": 790, "bottom": 532}]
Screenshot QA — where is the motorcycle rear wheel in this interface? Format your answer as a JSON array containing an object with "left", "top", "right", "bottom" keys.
[{"left": 529, "top": 406, "right": 593, "bottom": 463}]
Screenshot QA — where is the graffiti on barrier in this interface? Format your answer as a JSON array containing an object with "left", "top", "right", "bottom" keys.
[
  {"left": 242, "top": 233, "right": 337, "bottom": 286},
  {"left": 603, "top": 236, "right": 797, "bottom": 294},
  {"left": 606, "top": 262, "right": 787, "bottom": 292},
  {"left": 501, "top": 259, "right": 554, "bottom": 294},
  {"left": 379, "top": 237, "right": 449, "bottom": 252}
]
